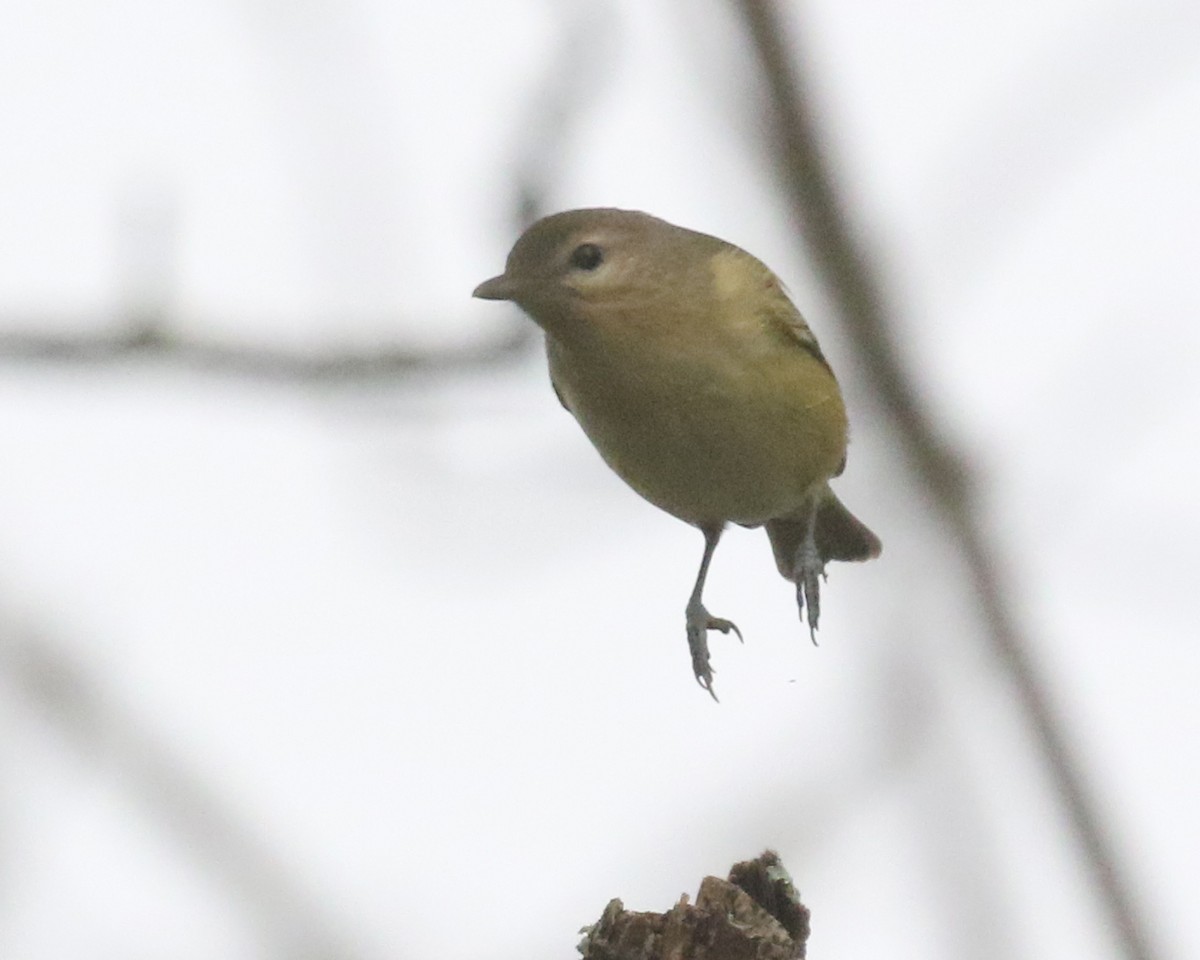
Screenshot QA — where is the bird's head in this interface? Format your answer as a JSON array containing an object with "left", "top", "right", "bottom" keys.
[{"left": 473, "top": 208, "right": 711, "bottom": 332}]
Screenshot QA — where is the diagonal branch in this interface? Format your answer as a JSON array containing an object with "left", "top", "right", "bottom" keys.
[{"left": 730, "top": 4, "right": 1161, "bottom": 960}]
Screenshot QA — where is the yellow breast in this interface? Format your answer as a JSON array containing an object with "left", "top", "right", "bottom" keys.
[{"left": 546, "top": 251, "right": 847, "bottom": 526}]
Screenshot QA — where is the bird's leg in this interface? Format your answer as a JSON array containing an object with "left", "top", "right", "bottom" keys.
[
  {"left": 792, "top": 503, "right": 826, "bottom": 644},
  {"left": 685, "top": 524, "right": 742, "bottom": 700}
]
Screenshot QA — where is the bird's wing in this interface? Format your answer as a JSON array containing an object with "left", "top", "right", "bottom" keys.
[
  {"left": 761, "top": 282, "right": 844, "bottom": 474},
  {"left": 715, "top": 247, "right": 834, "bottom": 372},
  {"left": 760, "top": 279, "right": 833, "bottom": 373}
]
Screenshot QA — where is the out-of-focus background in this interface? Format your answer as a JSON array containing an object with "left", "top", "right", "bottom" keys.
[{"left": 1, "top": 1, "right": 1197, "bottom": 958}]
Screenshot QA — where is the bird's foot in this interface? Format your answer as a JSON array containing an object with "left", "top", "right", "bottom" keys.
[
  {"left": 793, "top": 533, "right": 827, "bottom": 644},
  {"left": 685, "top": 597, "right": 743, "bottom": 701}
]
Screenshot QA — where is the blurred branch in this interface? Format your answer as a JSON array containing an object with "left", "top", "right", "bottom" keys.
[
  {"left": 0, "top": 623, "right": 368, "bottom": 960},
  {"left": 0, "top": 4, "right": 622, "bottom": 382},
  {"left": 0, "top": 170, "right": 539, "bottom": 382},
  {"left": 0, "top": 319, "right": 529, "bottom": 382},
  {"left": 511, "top": 0, "right": 619, "bottom": 228},
  {"left": 731, "top": 4, "right": 1161, "bottom": 960}
]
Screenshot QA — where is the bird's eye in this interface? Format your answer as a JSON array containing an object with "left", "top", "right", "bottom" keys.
[{"left": 569, "top": 243, "right": 604, "bottom": 271}]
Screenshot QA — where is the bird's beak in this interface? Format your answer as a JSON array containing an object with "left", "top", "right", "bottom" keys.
[{"left": 472, "top": 274, "right": 520, "bottom": 301}]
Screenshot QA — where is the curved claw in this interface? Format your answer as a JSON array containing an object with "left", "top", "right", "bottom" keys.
[
  {"left": 686, "top": 602, "right": 742, "bottom": 701},
  {"left": 793, "top": 523, "right": 827, "bottom": 645},
  {"left": 711, "top": 616, "right": 744, "bottom": 644}
]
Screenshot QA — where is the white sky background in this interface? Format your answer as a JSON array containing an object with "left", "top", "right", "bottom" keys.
[{"left": 0, "top": 1, "right": 1197, "bottom": 958}]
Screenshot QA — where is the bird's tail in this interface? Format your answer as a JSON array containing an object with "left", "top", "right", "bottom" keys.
[{"left": 766, "top": 491, "right": 881, "bottom": 581}]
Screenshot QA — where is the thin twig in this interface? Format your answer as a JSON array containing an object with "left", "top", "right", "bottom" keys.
[
  {"left": 0, "top": 319, "right": 528, "bottom": 382},
  {"left": 730, "top": 4, "right": 1161, "bottom": 960},
  {"left": 510, "top": 1, "right": 619, "bottom": 229}
]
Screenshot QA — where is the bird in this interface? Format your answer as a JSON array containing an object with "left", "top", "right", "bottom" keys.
[{"left": 473, "top": 208, "right": 880, "bottom": 697}]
